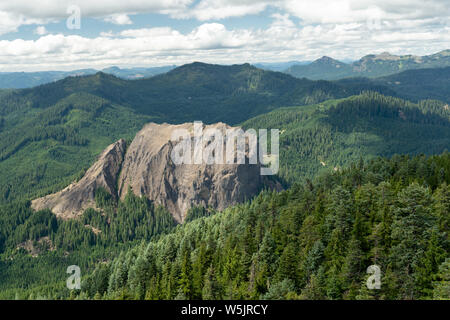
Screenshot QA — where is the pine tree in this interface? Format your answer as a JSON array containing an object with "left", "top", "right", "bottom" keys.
[
  {"left": 179, "top": 245, "right": 193, "bottom": 299},
  {"left": 192, "top": 242, "right": 209, "bottom": 299},
  {"left": 276, "top": 243, "right": 299, "bottom": 287},
  {"left": 390, "top": 183, "right": 435, "bottom": 299},
  {"left": 432, "top": 258, "right": 450, "bottom": 299},
  {"left": 202, "top": 266, "right": 220, "bottom": 300}
]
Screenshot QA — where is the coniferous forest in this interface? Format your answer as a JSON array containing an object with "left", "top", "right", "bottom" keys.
[
  {"left": 0, "top": 62, "right": 448, "bottom": 301},
  {"left": 3, "top": 0, "right": 450, "bottom": 311},
  {"left": 1, "top": 153, "right": 449, "bottom": 300},
  {"left": 77, "top": 153, "right": 450, "bottom": 301}
]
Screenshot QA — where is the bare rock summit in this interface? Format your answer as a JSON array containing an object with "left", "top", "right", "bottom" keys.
[
  {"left": 31, "top": 139, "right": 126, "bottom": 219},
  {"left": 32, "top": 122, "right": 279, "bottom": 222}
]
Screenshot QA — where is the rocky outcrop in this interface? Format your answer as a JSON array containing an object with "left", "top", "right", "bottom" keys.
[
  {"left": 31, "top": 139, "right": 126, "bottom": 219},
  {"left": 32, "top": 122, "right": 279, "bottom": 222},
  {"left": 117, "top": 122, "right": 275, "bottom": 222}
]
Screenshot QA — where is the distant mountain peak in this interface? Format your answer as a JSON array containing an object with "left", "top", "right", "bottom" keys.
[
  {"left": 93, "top": 71, "right": 119, "bottom": 80},
  {"left": 190, "top": 61, "right": 208, "bottom": 66},
  {"left": 359, "top": 52, "right": 403, "bottom": 62},
  {"left": 312, "top": 56, "right": 347, "bottom": 68},
  {"left": 374, "top": 52, "right": 401, "bottom": 61},
  {"left": 169, "top": 61, "right": 213, "bottom": 72},
  {"left": 102, "top": 66, "right": 121, "bottom": 72},
  {"left": 285, "top": 49, "right": 450, "bottom": 80},
  {"left": 316, "top": 56, "right": 341, "bottom": 63},
  {"left": 168, "top": 62, "right": 260, "bottom": 77},
  {"left": 435, "top": 49, "right": 450, "bottom": 56}
]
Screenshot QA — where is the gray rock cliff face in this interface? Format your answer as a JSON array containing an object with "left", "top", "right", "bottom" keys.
[
  {"left": 31, "top": 139, "right": 126, "bottom": 219},
  {"left": 32, "top": 122, "right": 279, "bottom": 222},
  {"left": 117, "top": 122, "right": 271, "bottom": 222}
]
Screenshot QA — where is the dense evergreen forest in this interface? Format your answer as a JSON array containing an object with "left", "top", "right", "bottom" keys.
[
  {"left": 2, "top": 153, "right": 448, "bottom": 299},
  {"left": 243, "top": 92, "right": 450, "bottom": 185},
  {"left": 0, "top": 63, "right": 449, "bottom": 300},
  {"left": 336, "top": 66, "right": 450, "bottom": 104},
  {"left": 80, "top": 153, "right": 450, "bottom": 300},
  {"left": 0, "top": 189, "right": 177, "bottom": 298},
  {"left": 0, "top": 63, "right": 447, "bottom": 206},
  {"left": 0, "top": 64, "right": 396, "bottom": 207}
]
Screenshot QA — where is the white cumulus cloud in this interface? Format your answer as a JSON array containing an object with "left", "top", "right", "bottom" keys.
[
  {"left": 34, "top": 26, "right": 48, "bottom": 35},
  {"left": 104, "top": 14, "right": 133, "bottom": 25},
  {"left": 0, "top": 1, "right": 448, "bottom": 70}
]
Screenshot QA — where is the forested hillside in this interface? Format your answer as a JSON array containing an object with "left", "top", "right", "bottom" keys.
[
  {"left": 336, "top": 67, "right": 450, "bottom": 104},
  {"left": 0, "top": 189, "right": 177, "bottom": 298},
  {"left": 0, "top": 92, "right": 154, "bottom": 205},
  {"left": 80, "top": 153, "right": 450, "bottom": 300},
  {"left": 375, "top": 67, "right": 450, "bottom": 103},
  {"left": 243, "top": 92, "right": 450, "bottom": 185},
  {"left": 5, "top": 152, "right": 447, "bottom": 300},
  {"left": 0, "top": 62, "right": 449, "bottom": 300},
  {"left": 284, "top": 56, "right": 354, "bottom": 80},
  {"left": 4, "top": 62, "right": 395, "bottom": 124},
  {"left": 0, "top": 63, "right": 397, "bottom": 205}
]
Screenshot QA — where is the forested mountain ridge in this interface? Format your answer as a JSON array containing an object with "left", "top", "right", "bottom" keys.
[
  {"left": 0, "top": 63, "right": 396, "bottom": 205},
  {"left": 0, "top": 62, "right": 449, "bottom": 300},
  {"left": 3, "top": 49, "right": 449, "bottom": 89},
  {"left": 375, "top": 67, "right": 450, "bottom": 103},
  {"left": 284, "top": 56, "right": 353, "bottom": 81},
  {"left": 6, "top": 152, "right": 448, "bottom": 300},
  {"left": 4, "top": 62, "right": 395, "bottom": 124},
  {"left": 336, "top": 66, "right": 450, "bottom": 104},
  {"left": 243, "top": 92, "right": 450, "bottom": 185},
  {"left": 83, "top": 153, "right": 449, "bottom": 300},
  {"left": 285, "top": 50, "right": 450, "bottom": 80},
  {"left": 1, "top": 91, "right": 449, "bottom": 299}
]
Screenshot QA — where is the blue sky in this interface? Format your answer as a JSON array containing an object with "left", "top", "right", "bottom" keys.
[
  {"left": 3, "top": 9, "right": 278, "bottom": 41},
  {"left": 0, "top": 0, "right": 448, "bottom": 71}
]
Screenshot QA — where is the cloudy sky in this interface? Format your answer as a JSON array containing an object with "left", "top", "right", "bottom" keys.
[{"left": 0, "top": 0, "right": 449, "bottom": 71}]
